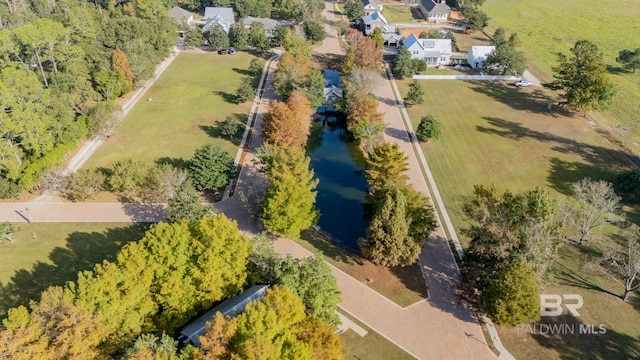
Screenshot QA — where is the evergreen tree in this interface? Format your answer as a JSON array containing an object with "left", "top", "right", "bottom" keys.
[
  {"left": 229, "top": 23, "right": 249, "bottom": 50},
  {"left": 365, "top": 143, "right": 409, "bottom": 190},
  {"left": 260, "top": 146, "right": 320, "bottom": 238},
  {"left": 403, "top": 80, "right": 424, "bottom": 105},
  {"left": 204, "top": 24, "right": 229, "bottom": 49},
  {"left": 189, "top": 144, "right": 234, "bottom": 191},
  {"left": 236, "top": 77, "right": 255, "bottom": 103},
  {"left": 359, "top": 186, "right": 419, "bottom": 266},
  {"left": 616, "top": 48, "right": 640, "bottom": 73},
  {"left": 415, "top": 115, "right": 441, "bottom": 142},
  {"left": 166, "top": 182, "right": 211, "bottom": 223},
  {"left": 392, "top": 46, "right": 413, "bottom": 79},
  {"left": 481, "top": 261, "right": 540, "bottom": 326}
]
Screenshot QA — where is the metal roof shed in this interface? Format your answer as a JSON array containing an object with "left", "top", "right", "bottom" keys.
[{"left": 179, "top": 284, "right": 269, "bottom": 347}]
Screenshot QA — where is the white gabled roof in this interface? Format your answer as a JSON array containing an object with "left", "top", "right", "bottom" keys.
[{"left": 469, "top": 45, "right": 496, "bottom": 58}]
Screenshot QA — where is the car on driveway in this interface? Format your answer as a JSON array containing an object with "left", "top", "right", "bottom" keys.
[{"left": 514, "top": 80, "right": 532, "bottom": 87}]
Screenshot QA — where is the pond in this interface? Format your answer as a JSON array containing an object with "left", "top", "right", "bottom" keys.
[{"left": 307, "top": 119, "right": 369, "bottom": 252}]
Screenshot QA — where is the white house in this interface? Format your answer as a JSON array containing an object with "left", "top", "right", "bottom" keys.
[
  {"left": 360, "top": 11, "right": 388, "bottom": 36},
  {"left": 203, "top": 7, "right": 235, "bottom": 33},
  {"left": 362, "top": 0, "right": 383, "bottom": 16},
  {"left": 403, "top": 34, "right": 452, "bottom": 67},
  {"left": 468, "top": 46, "right": 495, "bottom": 68},
  {"left": 419, "top": 0, "right": 451, "bottom": 23}
]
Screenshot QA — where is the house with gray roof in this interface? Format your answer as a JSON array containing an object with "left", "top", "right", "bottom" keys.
[
  {"left": 360, "top": 11, "right": 388, "bottom": 36},
  {"left": 179, "top": 285, "right": 269, "bottom": 347},
  {"left": 362, "top": 0, "right": 383, "bottom": 16},
  {"left": 203, "top": 7, "right": 235, "bottom": 33},
  {"left": 419, "top": 0, "right": 451, "bottom": 23},
  {"left": 241, "top": 17, "right": 281, "bottom": 37},
  {"left": 403, "top": 33, "right": 452, "bottom": 67},
  {"left": 169, "top": 6, "right": 194, "bottom": 26}
]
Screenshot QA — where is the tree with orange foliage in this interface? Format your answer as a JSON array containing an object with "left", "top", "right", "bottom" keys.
[
  {"left": 345, "top": 29, "right": 382, "bottom": 73},
  {"left": 111, "top": 48, "right": 134, "bottom": 91},
  {"left": 263, "top": 90, "right": 313, "bottom": 149},
  {"left": 273, "top": 52, "right": 311, "bottom": 99},
  {"left": 346, "top": 96, "right": 383, "bottom": 131}
]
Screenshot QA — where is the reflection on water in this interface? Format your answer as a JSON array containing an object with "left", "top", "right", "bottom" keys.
[{"left": 308, "top": 119, "right": 369, "bottom": 252}]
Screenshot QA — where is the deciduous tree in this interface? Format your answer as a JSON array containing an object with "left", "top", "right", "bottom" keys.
[
  {"left": 204, "top": 24, "right": 229, "bottom": 49},
  {"left": 350, "top": 118, "right": 387, "bottom": 152},
  {"left": 548, "top": 40, "right": 616, "bottom": 111},
  {"left": 616, "top": 48, "right": 640, "bottom": 73},
  {"left": 343, "top": 0, "right": 365, "bottom": 22},
  {"left": 275, "top": 256, "right": 341, "bottom": 325},
  {"left": 604, "top": 224, "right": 640, "bottom": 302},
  {"left": 260, "top": 145, "right": 320, "bottom": 238},
  {"left": 564, "top": 178, "right": 622, "bottom": 244},
  {"left": 111, "top": 48, "right": 134, "bottom": 92},
  {"left": 64, "top": 168, "right": 106, "bottom": 201},
  {"left": 263, "top": 90, "right": 313, "bottom": 149}
]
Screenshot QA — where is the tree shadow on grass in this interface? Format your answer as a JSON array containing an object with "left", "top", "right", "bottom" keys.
[
  {"left": 155, "top": 157, "right": 190, "bottom": 170},
  {"left": 232, "top": 67, "right": 253, "bottom": 76},
  {"left": 0, "top": 224, "right": 150, "bottom": 319},
  {"left": 213, "top": 90, "right": 238, "bottom": 104},
  {"left": 475, "top": 117, "right": 635, "bottom": 195},
  {"left": 465, "top": 81, "right": 574, "bottom": 117},
  {"left": 606, "top": 64, "right": 630, "bottom": 75},
  {"left": 529, "top": 315, "right": 640, "bottom": 359},
  {"left": 554, "top": 256, "right": 619, "bottom": 299}
]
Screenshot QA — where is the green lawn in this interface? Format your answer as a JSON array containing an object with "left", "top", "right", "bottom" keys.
[
  {"left": 399, "top": 79, "right": 632, "bottom": 240},
  {"left": 340, "top": 311, "right": 415, "bottom": 360},
  {"left": 297, "top": 229, "right": 428, "bottom": 307},
  {"left": 0, "top": 223, "right": 150, "bottom": 318},
  {"left": 86, "top": 51, "right": 261, "bottom": 169},
  {"left": 482, "top": 0, "right": 640, "bottom": 154},
  {"left": 398, "top": 79, "right": 640, "bottom": 358},
  {"left": 382, "top": 5, "right": 415, "bottom": 23}
]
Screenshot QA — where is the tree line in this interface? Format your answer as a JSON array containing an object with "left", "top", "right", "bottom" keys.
[
  {"left": 461, "top": 178, "right": 640, "bottom": 326},
  {"left": 0, "top": 0, "right": 175, "bottom": 197},
  {"left": 0, "top": 215, "right": 344, "bottom": 359}
]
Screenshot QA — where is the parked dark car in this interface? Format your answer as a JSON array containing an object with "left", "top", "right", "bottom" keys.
[
  {"left": 228, "top": 47, "right": 236, "bottom": 55},
  {"left": 217, "top": 48, "right": 228, "bottom": 55}
]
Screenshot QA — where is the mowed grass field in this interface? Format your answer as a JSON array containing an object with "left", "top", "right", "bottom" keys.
[
  {"left": 86, "top": 51, "right": 260, "bottom": 169},
  {"left": 398, "top": 79, "right": 640, "bottom": 358},
  {"left": 482, "top": 0, "right": 640, "bottom": 153},
  {"left": 382, "top": 5, "right": 415, "bottom": 23},
  {"left": 399, "top": 79, "right": 632, "bottom": 237},
  {"left": 0, "top": 223, "right": 149, "bottom": 317}
]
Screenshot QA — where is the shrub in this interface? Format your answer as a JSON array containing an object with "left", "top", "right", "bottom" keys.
[
  {"left": 411, "top": 59, "right": 427, "bottom": 73},
  {"left": 416, "top": 115, "right": 441, "bottom": 142},
  {"left": 64, "top": 169, "right": 107, "bottom": 201},
  {"left": 88, "top": 101, "right": 120, "bottom": 138},
  {"left": 18, "top": 142, "right": 77, "bottom": 191},
  {"left": 0, "top": 178, "right": 20, "bottom": 199},
  {"left": 219, "top": 115, "right": 243, "bottom": 139},
  {"left": 107, "top": 159, "right": 153, "bottom": 195}
]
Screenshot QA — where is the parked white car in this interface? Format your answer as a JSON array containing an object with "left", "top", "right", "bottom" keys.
[{"left": 514, "top": 80, "right": 532, "bottom": 87}]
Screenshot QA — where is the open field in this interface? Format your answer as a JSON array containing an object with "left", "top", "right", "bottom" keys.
[
  {"left": 86, "top": 51, "right": 260, "bottom": 169},
  {"left": 398, "top": 79, "right": 640, "bottom": 358},
  {"left": 382, "top": 5, "right": 415, "bottom": 23},
  {"left": 340, "top": 311, "right": 415, "bottom": 360},
  {"left": 0, "top": 222, "right": 150, "bottom": 317},
  {"left": 399, "top": 79, "right": 634, "bottom": 238},
  {"left": 298, "top": 229, "right": 428, "bottom": 307},
  {"left": 482, "top": 0, "right": 640, "bottom": 154}
]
